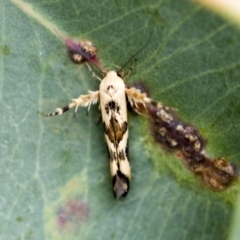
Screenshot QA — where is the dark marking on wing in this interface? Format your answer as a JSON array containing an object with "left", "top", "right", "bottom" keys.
[
  {"left": 107, "top": 85, "right": 113, "bottom": 91},
  {"left": 108, "top": 148, "right": 117, "bottom": 161},
  {"left": 118, "top": 149, "right": 126, "bottom": 160},
  {"left": 126, "top": 145, "right": 129, "bottom": 161},
  {"left": 112, "top": 170, "right": 130, "bottom": 198},
  {"left": 104, "top": 116, "right": 127, "bottom": 145},
  {"left": 105, "top": 101, "right": 120, "bottom": 115}
]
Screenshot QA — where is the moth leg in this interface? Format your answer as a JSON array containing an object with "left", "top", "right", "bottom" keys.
[
  {"left": 45, "top": 90, "right": 100, "bottom": 117},
  {"left": 125, "top": 87, "right": 155, "bottom": 114},
  {"left": 85, "top": 62, "right": 102, "bottom": 81}
]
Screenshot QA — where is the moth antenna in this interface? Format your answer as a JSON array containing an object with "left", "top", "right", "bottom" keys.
[
  {"left": 117, "top": 32, "right": 153, "bottom": 76},
  {"left": 111, "top": 64, "right": 121, "bottom": 70},
  {"left": 54, "top": 29, "right": 107, "bottom": 75},
  {"left": 86, "top": 63, "right": 102, "bottom": 81},
  {"left": 123, "top": 58, "right": 137, "bottom": 80}
]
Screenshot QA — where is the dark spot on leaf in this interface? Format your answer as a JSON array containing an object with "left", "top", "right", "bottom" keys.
[
  {"left": 57, "top": 199, "right": 89, "bottom": 229},
  {"left": 36, "top": 110, "right": 44, "bottom": 116},
  {"left": 111, "top": 233, "right": 116, "bottom": 240},
  {"left": 27, "top": 230, "right": 33, "bottom": 237},
  {"left": 62, "top": 145, "right": 70, "bottom": 165},
  {"left": 1, "top": 45, "right": 10, "bottom": 56},
  {"left": 16, "top": 216, "right": 23, "bottom": 222},
  {"left": 227, "top": 38, "right": 233, "bottom": 44},
  {"left": 146, "top": 7, "right": 161, "bottom": 23}
]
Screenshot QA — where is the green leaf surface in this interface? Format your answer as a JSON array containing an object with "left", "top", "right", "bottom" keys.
[
  {"left": 229, "top": 192, "right": 240, "bottom": 240},
  {"left": 1, "top": 0, "right": 240, "bottom": 239}
]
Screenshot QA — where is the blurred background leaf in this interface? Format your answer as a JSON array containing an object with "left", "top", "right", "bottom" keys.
[
  {"left": 229, "top": 191, "right": 240, "bottom": 240},
  {"left": 194, "top": 0, "right": 240, "bottom": 28},
  {"left": 0, "top": 0, "right": 239, "bottom": 239}
]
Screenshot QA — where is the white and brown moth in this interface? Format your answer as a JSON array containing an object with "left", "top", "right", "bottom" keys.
[
  {"left": 45, "top": 38, "right": 237, "bottom": 198},
  {"left": 45, "top": 42, "right": 152, "bottom": 198}
]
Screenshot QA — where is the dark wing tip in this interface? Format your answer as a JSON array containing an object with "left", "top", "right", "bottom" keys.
[{"left": 112, "top": 172, "right": 130, "bottom": 199}]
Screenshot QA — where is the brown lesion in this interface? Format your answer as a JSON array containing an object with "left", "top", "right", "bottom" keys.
[
  {"left": 147, "top": 102, "right": 237, "bottom": 190},
  {"left": 64, "top": 37, "right": 98, "bottom": 64},
  {"left": 79, "top": 40, "right": 97, "bottom": 57},
  {"left": 192, "top": 158, "right": 237, "bottom": 190}
]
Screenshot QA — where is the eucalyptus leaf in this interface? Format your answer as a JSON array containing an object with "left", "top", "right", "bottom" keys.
[{"left": 0, "top": 0, "right": 240, "bottom": 239}]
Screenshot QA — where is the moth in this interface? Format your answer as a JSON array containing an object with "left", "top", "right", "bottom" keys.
[
  {"left": 45, "top": 37, "right": 237, "bottom": 198},
  {"left": 45, "top": 39, "right": 152, "bottom": 198}
]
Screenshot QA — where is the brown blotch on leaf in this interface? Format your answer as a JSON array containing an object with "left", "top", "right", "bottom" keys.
[
  {"left": 192, "top": 158, "right": 237, "bottom": 190},
  {"left": 57, "top": 199, "right": 89, "bottom": 229},
  {"left": 146, "top": 102, "right": 237, "bottom": 191}
]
